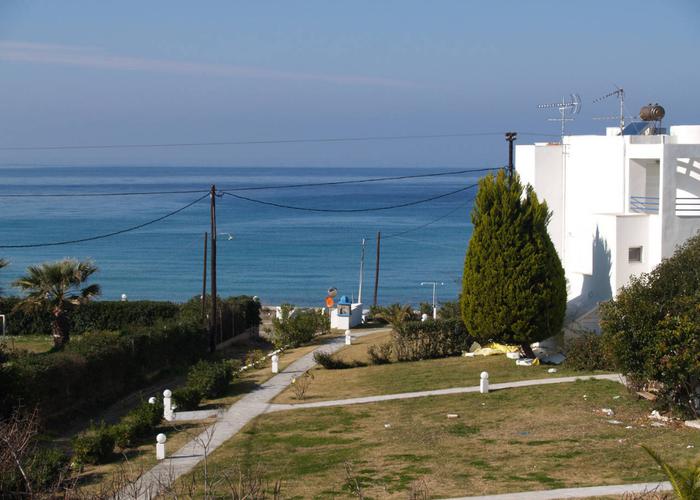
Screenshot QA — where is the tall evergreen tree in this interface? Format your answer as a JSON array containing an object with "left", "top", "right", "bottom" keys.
[{"left": 461, "top": 170, "right": 566, "bottom": 356}]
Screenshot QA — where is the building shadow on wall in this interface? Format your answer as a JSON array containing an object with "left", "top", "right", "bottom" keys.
[{"left": 565, "top": 226, "right": 613, "bottom": 330}]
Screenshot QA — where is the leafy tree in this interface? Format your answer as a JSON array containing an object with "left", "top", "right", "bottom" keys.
[
  {"left": 601, "top": 233, "right": 700, "bottom": 417},
  {"left": 461, "top": 170, "right": 566, "bottom": 357},
  {"left": 271, "top": 305, "right": 328, "bottom": 348},
  {"left": 13, "top": 259, "right": 100, "bottom": 348}
]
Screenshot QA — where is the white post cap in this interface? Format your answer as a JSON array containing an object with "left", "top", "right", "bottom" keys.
[
  {"left": 156, "top": 433, "right": 167, "bottom": 444},
  {"left": 480, "top": 371, "right": 489, "bottom": 379},
  {"left": 148, "top": 397, "right": 157, "bottom": 404},
  {"left": 163, "top": 389, "right": 172, "bottom": 398}
]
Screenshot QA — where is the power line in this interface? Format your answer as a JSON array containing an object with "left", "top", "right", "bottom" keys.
[
  {"left": 0, "top": 188, "right": 209, "bottom": 198},
  {"left": 0, "top": 131, "right": 560, "bottom": 152},
  {"left": 380, "top": 197, "right": 473, "bottom": 240},
  {"left": 222, "top": 182, "right": 479, "bottom": 213},
  {"left": 0, "top": 193, "right": 209, "bottom": 249}
]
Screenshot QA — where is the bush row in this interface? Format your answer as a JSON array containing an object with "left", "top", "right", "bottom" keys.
[
  {"left": 0, "top": 321, "right": 208, "bottom": 424},
  {"left": 172, "top": 359, "right": 240, "bottom": 410},
  {"left": 271, "top": 305, "right": 329, "bottom": 348},
  {"left": 0, "top": 295, "right": 262, "bottom": 337},
  {"left": 0, "top": 298, "right": 180, "bottom": 336},
  {"left": 393, "top": 318, "right": 472, "bottom": 362}
]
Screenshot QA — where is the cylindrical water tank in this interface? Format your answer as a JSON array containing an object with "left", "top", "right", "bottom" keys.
[{"left": 640, "top": 104, "right": 665, "bottom": 122}]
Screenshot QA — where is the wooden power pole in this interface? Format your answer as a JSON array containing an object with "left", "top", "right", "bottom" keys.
[
  {"left": 373, "top": 231, "right": 381, "bottom": 306},
  {"left": 209, "top": 185, "right": 217, "bottom": 353},
  {"left": 201, "top": 231, "right": 208, "bottom": 321},
  {"left": 505, "top": 132, "right": 517, "bottom": 178}
]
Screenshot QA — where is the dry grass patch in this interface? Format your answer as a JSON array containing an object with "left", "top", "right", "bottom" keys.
[
  {"left": 273, "top": 349, "right": 605, "bottom": 404},
  {"left": 184, "top": 379, "right": 700, "bottom": 498}
]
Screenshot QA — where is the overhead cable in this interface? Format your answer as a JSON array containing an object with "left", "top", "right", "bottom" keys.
[
  {"left": 222, "top": 183, "right": 479, "bottom": 213},
  {"left": 0, "top": 193, "right": 209, "bottom": 248}
]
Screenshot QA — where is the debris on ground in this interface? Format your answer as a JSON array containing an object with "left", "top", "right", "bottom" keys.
[
  {"left": 602, "top": 408, "right": 615, "bottom": 417},
  {"left": 547, "top": 368, "right": 558, "bottom": 373},
  {"left": 637, "top": 390, "right": 658, "bottom": 401},
  {"left": 608, "top": 420, "right": 623, "bottom": 425},
  {"left": 649, "top": 410, "right": 670, "bottom": 422},
  {"left": 612, "top": 395, "right": 621, "bottom": 400},
  {"left": 516, "top": 358, "right": 539, "bottom": 366},
  {"left": 446, "top": 413, "right": 459, "bottom": 419},
  {"left": 650, "top": 421, "right": 666, "bottom": 427},
  {"left": 384, "top": 423, "right": 391, "bottom": 429}
]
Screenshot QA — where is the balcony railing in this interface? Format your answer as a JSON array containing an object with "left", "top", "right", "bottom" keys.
[
  {"left": 630, "top": 196, "right": 659, "bottom": 214},
  {"left": 676, "top": 197, "right": 700, "bottom": 217}
]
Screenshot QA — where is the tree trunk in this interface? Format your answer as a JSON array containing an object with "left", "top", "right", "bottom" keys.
[
  {"left": 52, "top": 309, "right": 70, "bottom": 348},
  {"left": 520, "top": 342, "right": 536, "bottom": 359}
]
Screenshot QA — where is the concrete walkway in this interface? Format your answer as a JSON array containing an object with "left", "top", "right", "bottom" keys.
[
  {"left": 117, "top": 329, "right": 385, "bottom": 499},
  {"left": 443, "top": 481, "right": 671, "bottom": 499},
  {"left": 266, "top": 373, "right": 625, "bottom": 412}
]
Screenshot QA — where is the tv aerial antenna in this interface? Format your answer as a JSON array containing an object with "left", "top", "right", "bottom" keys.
[
  {"left": 537, "top": 93, "right": 582, "bottom": 138},
  {"left": 593, "top": 86, "right": 625, "bottom": 134}
]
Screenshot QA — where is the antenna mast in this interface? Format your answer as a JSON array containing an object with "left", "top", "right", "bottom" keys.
[
  {"left": 593, "top": 86, "right": 625, "bottom": 134},
  {"left": 537, "top": 93, "right": 582, "bottom": 139}
]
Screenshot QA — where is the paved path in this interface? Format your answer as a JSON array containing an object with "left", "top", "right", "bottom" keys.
[
  {"left": 443, "top": 481, "right": 671, "bottom": 499},
  {"left": 266, "top": 373, "right": 625, "bottom": 412},
  {"left": 116, "top": 329, "right": 386, "bottom": 499}
]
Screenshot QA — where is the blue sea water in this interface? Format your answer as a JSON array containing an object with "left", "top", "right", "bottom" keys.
[{"left": 0, "top": 167, "right": 477, "bottom": 306}]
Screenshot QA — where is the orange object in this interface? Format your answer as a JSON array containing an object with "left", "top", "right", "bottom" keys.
[{"left": 325, "top": 296, "right": 334, "bottom": 308}]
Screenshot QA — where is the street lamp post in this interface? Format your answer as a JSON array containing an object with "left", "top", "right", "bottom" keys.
[{"left": 420, "top": 281, "right": 445, "bottom": 320}]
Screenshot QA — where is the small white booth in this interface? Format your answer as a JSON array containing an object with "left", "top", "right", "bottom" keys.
[{"left": 330, "top": 295, "right": 363, "bottom": 330}]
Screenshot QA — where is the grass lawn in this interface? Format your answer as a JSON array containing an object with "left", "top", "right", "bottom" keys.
[
  {"left": 187, "top": 379, "right": 700, "bottom": 499},
  {"left": 1, "top": 334, "right": 54, "bottom": 353},
  {"left": 75, "top": 330, "right": 352, "bottom": 492},
  {"left": 272, "top": 330, "right": 606, "bottom": 404}
]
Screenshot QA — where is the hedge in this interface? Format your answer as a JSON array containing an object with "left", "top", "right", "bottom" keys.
[
  {"left": 393, "top": 319, "right": 472, "bottom": 362},
  {"left": 0, "top": 297, "right": 180, "bottom": 336},
  {"left": 0, "top": 321, "right": 207, "bottom": 424}
]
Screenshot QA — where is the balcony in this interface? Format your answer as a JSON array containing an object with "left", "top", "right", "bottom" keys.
[
  {"left": 629, "top": 196, "right": 659, "bottom": 214},
  {"left": 676, "top": 197, "right": 700, "bottom": 217}
]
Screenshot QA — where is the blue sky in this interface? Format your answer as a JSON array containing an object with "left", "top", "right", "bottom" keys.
[{"left": 0, "top": 0, "right": 698, "bottom": 167}]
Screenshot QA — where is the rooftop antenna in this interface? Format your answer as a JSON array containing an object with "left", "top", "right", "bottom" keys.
[
  {"left": 593, "top": 86, "right": 625, "bottom": 134},
  {"left": 537, "top": 93, "right": 582, "bottom": 139}
]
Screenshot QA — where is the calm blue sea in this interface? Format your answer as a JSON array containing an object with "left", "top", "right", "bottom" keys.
[{"left": 0, "top": 167, "right": 477, "bottom": 306}]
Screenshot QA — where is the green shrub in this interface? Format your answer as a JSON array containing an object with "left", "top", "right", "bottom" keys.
[
  {"left": 271, "top": 306, "right": 328, "bottom": 348},
  {"left": 462, "top": 171, "right": 566, "bottom": 355},
  {"left": 3, "top": 320, "right": 207, "bottom": 424},
  {"left": 186, "top": 359, "right": 238, "bottom": 399},
  {"left": 601, "top": 233, "right": 700, "bottom": 417},
  {"left": 27, "top": 447, "right": 69, "bottom": 490},
  {"left": 0, "top": 297, "right": 179, "bottom": 336},
  {"left": 564, "top": 333, "right": 614, "bottom": 371},
  {"left": 112, "top": 400, "right": 163, "bottom": 449},
  {"left": 313, "top": 351, "right": 363, "bottom": 370},
  {"left": 72, "top": 422, "right": 115, "bottom": 465},
  {"left": 172, "top": 386, "right": 203, "bottom": 411},
  {"left": 367, "top": 342, "right": 393, "bottom": 365},
  {"left": 393, "top": 319, "right": 472, "bottom": 362}
]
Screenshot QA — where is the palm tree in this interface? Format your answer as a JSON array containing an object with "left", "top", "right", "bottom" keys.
[
  {"left": 13, "top": 259, "right": 101, "bottom": 348},
  {"left": 643, "top": 445, "right": 700, "bottom": 499},
  {"left": 374, "top": 303, "right": 415, "bottom": 330}
]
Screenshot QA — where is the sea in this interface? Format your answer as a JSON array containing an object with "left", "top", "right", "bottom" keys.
[{"left": 0, "top": 166, "right": 478, "bottom": 307}]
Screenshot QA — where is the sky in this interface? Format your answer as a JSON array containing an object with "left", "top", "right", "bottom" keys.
[{"left": 0, "top": 0, "right": 698, "bottom": 168}]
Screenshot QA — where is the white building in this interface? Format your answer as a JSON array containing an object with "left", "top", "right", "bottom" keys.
[{"left": 517, "top": 123, "right": 700, "bottom": 329}]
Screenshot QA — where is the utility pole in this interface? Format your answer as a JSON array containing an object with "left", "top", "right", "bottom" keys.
[
  {"left": 421, "top": 281, "right": 445, "bottom": 319},
  {"left": 357, "top": 238, "right": 365, "bottom": 304},
  {"left": 209, "top": 185, "right": 217, "bottom": 353},
  {"left": 373, "top": 232, "right": 381, "bottom": 306},
  {"left": 201, "top": 231, "right": 208, "bottom": 321},
  {"left": 505, "top": 132, "right": 517, "bottom": 178}
]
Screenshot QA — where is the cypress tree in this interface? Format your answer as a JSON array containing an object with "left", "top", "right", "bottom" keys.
[{"left": 461, "top": 170, "right": 566, "bottom": 356}]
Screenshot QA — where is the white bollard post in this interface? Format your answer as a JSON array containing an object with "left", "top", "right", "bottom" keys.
[
  {"left": 163, "top": 389, "right": 173, "bottom": 421},
  {"left": 156, "top": 433, "right": 167, "bottom": 460},
  {"left": 271, "top": 354, "right": 279, "bottom": 374},
  {"left": 148, "top": 396, "right": 157, "bottom": 405},
  {"left": 480, "top": 371, "right": 489, "bottom": 394},
  {"left": 345, "top": 329, "right": 352, "bottom": 345},
  {"left": 421, "top": 313, "right": 428, "bottom": 322}
]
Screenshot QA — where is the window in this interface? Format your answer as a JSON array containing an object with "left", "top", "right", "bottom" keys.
[{"left": 628, "top": 246, "right": 643, "bottom": 263}]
